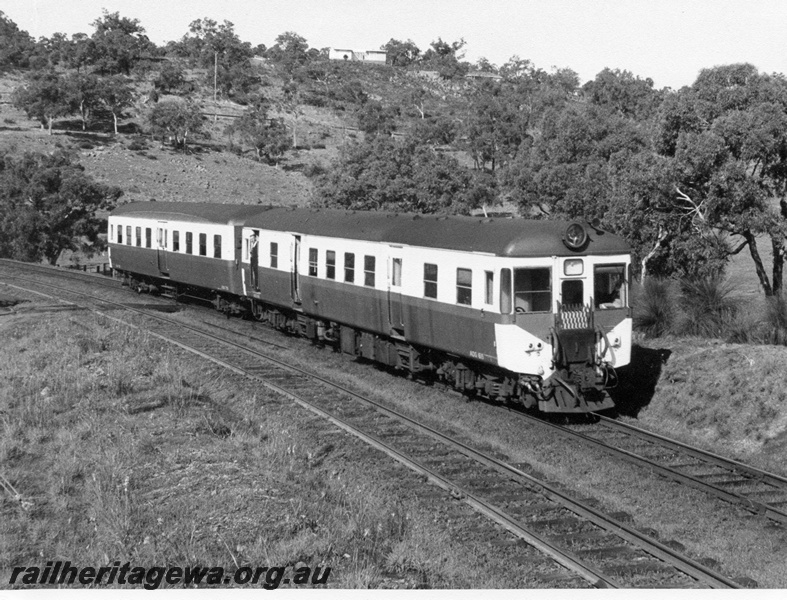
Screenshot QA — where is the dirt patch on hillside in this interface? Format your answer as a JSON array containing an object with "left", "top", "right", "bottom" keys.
[
  {"left": 0, "top": 83, "right": 343, "bottom": 208},
  {"left": 0, "top": 126, "right": 318, "bottom": 208},
  {"left": 81, "top": 141, "right": 317, "bottom": 206}
]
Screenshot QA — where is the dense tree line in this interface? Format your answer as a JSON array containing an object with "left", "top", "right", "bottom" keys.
[{"left": 3, "top": 11, "right": 787, "bottom": 293}]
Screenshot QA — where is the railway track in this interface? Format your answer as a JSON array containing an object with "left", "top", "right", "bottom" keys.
[
  {"left": 0, "top": 262, "right": 750, "bottom": 588},
  {"left": 555, "top": 414, "right": 787, "bottom": 523}
]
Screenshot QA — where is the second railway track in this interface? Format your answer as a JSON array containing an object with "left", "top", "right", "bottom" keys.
[{"left": 501, "top": 408, "right": 787, "bottom": 525}]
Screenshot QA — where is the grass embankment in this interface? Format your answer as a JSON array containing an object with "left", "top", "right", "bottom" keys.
[
  {"left": 633, "top": 337, "right": 787, "bottom": 471},
  {"left": 0, "top": 307, "right": 511, "bottom": 590},
  {"left": 627, "top": 277, "right": 787, "bottom": 472}
]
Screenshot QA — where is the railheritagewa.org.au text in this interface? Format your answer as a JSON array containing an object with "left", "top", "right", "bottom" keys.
[{"left": 8, "top": 561, "right": 331, "bottom": 590}]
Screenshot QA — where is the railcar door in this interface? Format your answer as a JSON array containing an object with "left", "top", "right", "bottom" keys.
[
  {"left": 156, "top": 222, "right": 169, "bottom": 275},
  {"left": 290, "top": 235, "right": 301, "bottom": 304},
  {"left": 387, "top": 248, "right": 405, "bottom": 335}
]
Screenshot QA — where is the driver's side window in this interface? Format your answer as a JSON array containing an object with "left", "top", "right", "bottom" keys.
[{"left": 513, "top": 268, "right": 551, "bottom": 313}]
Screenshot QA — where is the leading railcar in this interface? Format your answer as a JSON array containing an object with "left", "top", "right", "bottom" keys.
[{"left": 108, "top": 202, "right": 632, "bottom": 414}]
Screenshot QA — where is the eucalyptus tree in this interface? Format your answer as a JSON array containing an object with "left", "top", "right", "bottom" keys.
[
  {"left": 0, "top": 150, "right": 123, "bottom": 264},
  {"left": 88, "top": 10, "right": 157, "bottom": 75},
  {"left": 381, "top": 38, "right": 420, "bottom": 67},
  {"left": 315, "top": 136, "right": 495, "bottom": 214},
  {"left": 96, "top": 75, "right": 135, "bottom": 135},
  {"left": 655, "top": 64, "right": 787, "bottom": 295},
  {"left": 12, "top": 71, "right": 70, "bottom": 134},
  {"left": 462, "top": 80, "right": 529, "bottom": 172},
  {"left": 0, "top": 11, "right": 36, "bottom": 71},
  {"left": 65, "top": 72, "right": 102, "bottom": 130},
  {"left": 227, "top": 100, "right": 291, "bottom": 164},
  {"left": 146, "top": 99, "right": 205, "bottom": 151}
]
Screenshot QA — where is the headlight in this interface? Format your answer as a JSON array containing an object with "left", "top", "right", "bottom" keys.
[{"left": 563, "top": 222, "right": 588, "bottom": 250}]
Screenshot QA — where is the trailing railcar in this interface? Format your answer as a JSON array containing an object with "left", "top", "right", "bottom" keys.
[
  {"left": 108, "top": 202, "right": 632, "bottom": 414},
  {"left": 108, "top": 202, "right": 264, "bottom": 310}
]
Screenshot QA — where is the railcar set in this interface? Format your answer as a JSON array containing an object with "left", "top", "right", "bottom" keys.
[{"left": 107, "top": 201, "right": 632, "bottom": 414}]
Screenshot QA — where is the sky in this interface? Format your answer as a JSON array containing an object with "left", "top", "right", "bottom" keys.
[{"left": 4, "top": 0, "right": 787, "bottom": 90}]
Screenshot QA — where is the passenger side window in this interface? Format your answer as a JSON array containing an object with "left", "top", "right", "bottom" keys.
[
  {"left": 145, "top": 228, "right": 152, "bottom": 248},
  {"left": 270, "top": 242, "right": 278, "bottom": 268},
  {"left": 173, "top": 231, "right": 180, "bottom": 252},
  {"left": 326, "top": 250, "right": 336, "bottom": 280},
  {"left": 186, "top": 232, "right": 193, "bottom": 254},
  {"left": 117, "top": 225, "right": 123, "bottom": 244},
  {"left": 308, "top": 248, "right": 318, "bottom": 276},
  {"left": 392, "top": 258, "right": 402, "bottom": 287},
  {"left": 213, "top": 235, "right": 222, "bottom": 259},
  {"left": 364, "top": 256, "right": 375, "bottom": 287},
  {"left": 126, "top": 226, "right": 131, "bottom": 245},
  {"left": 344, "top": 253, "right": 355, "bottom": 283},
  {"left": 456, "top": 268, "right": 472, "bottom": 305},
  {"left": 485, "top": 271, "right": 494, "bottom": 305},
  {"left": 135, "top": 227, "right": 141, "bottom": 247},
  {"left": 424, "top": 263, "right": 438, "bottom": 299},
  {"left": 199, "top": 233, "right": 207, "bottom": 256},
  {"left": 156, "top": 227, "right": 167, "bottom": 249}
]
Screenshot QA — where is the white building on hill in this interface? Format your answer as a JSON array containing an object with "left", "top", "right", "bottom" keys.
[{"left": 329, "top": 48, "right": 388, "bottom": 63}]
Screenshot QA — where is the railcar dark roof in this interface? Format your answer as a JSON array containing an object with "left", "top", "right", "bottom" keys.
[
  {"left": 111, "top": 202, "right": 630, "bottom": 257},
  {"left": 110, "top": 201, "right": 269, "bottom": 225},
  {"left": 245, "top": 208, "right": 630, "bottom": 257}
]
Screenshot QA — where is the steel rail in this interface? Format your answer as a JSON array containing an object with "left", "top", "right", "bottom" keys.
[
  {"left": 505, "top": 408, "right": 787, "bottom": 524},
  {"left": 594, "top": 414, "right": 787, "bottom": 488}
]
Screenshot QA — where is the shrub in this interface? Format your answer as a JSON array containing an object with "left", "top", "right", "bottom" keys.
[
  {"left": 632, "top": 277, "right": 677, "bottom": 338},
  {"left": 127, "top": 139, "right": 148, "bottom": 152},
  {"left": 302, "top": 162, "right": 327, "bottom": 178},
  {"left": 761, "top": 294, "right": 787, "bottom": 345},
  {"left": 677, "top": 276, "right": 739, "bottom": 338},
  {"left": 729, "top": 294, "right": 787, "bottom": 346},
  {"left": 724, "top": 307, "right": 763, "bottom": 344}
]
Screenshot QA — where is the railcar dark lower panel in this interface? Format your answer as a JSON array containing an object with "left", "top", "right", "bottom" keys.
[{"left": 111, "top": 245, "right": 244, "bottom": 296}]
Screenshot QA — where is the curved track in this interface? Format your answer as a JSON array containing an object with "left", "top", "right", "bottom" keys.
[{"left": 0, "top": 261, "right": 748, "bottom": 588}]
